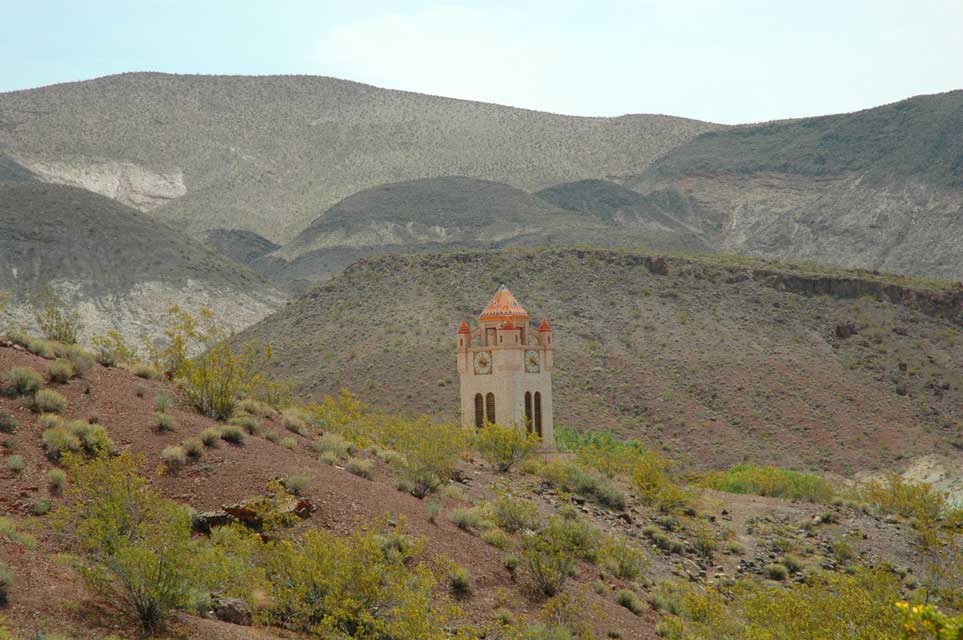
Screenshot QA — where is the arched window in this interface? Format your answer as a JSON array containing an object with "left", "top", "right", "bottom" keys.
[
  {"left": 474, "top": 394, "right": 484, "bottom": 428},
  {"left": 533, "top": 392, "right": 542, "bottom": 439},
  {"left": 524, "top": 392, "right": 533, "bottom": 433},
  {"left": 485, "top": 392, "right": 496, "bottom": 425}
]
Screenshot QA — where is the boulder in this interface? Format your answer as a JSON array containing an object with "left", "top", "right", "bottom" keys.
[{"left": 211, "top": 596, "right": 252, "bottom": 626}]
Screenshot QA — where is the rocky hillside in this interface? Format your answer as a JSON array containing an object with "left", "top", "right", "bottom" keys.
[
  {"left": 626, "top": 90, "right": 963, "bottom": 281},
  {"left": 0, "top": 181, "right": 286, "bottom": 342},
  {"left": 240, "top": 247, "right": 963, "bottom": 476},
  {"left": 0, "top": 72, "right": 718, "bottom": 242}
]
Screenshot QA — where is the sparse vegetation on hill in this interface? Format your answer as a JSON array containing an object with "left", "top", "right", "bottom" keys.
[{"left": 239, "top": 247, "right": 963, "bottom": 475}]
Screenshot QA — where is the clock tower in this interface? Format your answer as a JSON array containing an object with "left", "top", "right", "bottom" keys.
[{"left": 456, "top": 285, "right": 555, "bottom": 448}]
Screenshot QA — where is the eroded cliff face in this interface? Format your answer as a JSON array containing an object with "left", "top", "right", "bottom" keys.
[
  {"left": 634, "top": 172, "right": 963, "bottom": 283},
  {"left": 14, "top": 156, "right": 186, "bottom": 210}
]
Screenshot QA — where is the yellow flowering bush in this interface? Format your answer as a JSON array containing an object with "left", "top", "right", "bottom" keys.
[{"left": 897, "top": 602, "right": 963, "bottom": 639}]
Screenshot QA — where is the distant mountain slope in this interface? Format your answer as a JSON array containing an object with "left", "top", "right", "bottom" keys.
[
  {"left": 267, "top": 176, "right": 612, "bottom": 287},
  {"left": 627, "top": 91, "right": 963, "bottom": 281},
  {"left": 0, "top": 72, "right": 719, "bottom": 242},
  {"left": 205, "top": 228, "right": 279, "bottom": 265},
  {"left": 0, "top": 181, "right": 286, "bottom": 341},
  {"left": 534, "top": 179, "right": 711, "bottom": 249},
  {"left": 267, "top": 176, "right": 718, "bottom": 289},
  {"left": 240, "top": 247, "right": 963, "bottom": 474}
]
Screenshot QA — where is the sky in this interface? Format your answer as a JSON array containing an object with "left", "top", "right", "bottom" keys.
[{"left": 2, "top": 0, "right": 962, "bottom": 124}]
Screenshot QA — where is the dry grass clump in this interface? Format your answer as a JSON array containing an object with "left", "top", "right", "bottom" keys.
[
  {"left": 2, "top": 367, "right": 43, "bottom": 396},
  {"left": 32, "top": 388, "right": 68, "bottom": 414},
  {"left": 46, "top": 359, "right": 74, "bottom": 383}
]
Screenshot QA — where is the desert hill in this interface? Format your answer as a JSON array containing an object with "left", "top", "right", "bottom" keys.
[
  {"left": 240, "top": 247, "right": 963, "bottom": 476},
  {"left": 0, "top": 72, "right": 719, "bottom": 242},
  {"left": 627, "top": 90, "right": 963, "bottom": 281},
  {"left": 0, "top": 181, "right": 286, "bottom": 341},
  {"left": 205, "top": 228, "right": 280, "bottom": 266}
]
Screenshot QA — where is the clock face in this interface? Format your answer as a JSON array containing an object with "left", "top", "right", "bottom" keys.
[
  {"left": 525, "top": 349, "right": 540, "bottom": 373},
  {"left": 473, "top": 351, "right": 492, "bottom": 375}
]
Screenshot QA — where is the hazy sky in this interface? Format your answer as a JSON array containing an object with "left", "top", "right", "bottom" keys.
[{"left": 2, "top": 0, "right": 962, "bottom": 124}]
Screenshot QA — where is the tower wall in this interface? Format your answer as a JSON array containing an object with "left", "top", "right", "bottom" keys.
[{"left": 456, "top": 292, "right": 555, "bottom": 448}]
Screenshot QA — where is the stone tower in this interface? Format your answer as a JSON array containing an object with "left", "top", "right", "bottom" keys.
[{"left": 456, "top": 285, "right": 554, "bottom": 447}]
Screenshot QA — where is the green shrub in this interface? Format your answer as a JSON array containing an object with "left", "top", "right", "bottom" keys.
[
  {"left": 33, "top": 498, "right": 51, "bottom": 516},
  {"left": 132, "top": 363, "right": 160, "bottom": 380},
  {"left": 521, "top": 535, "right": 575, "bottom": 596},
  {"left": 310, "top": 432, "right": 353, "bottom": 459},
  {"left": 281, "top": 473, "right": 311, "bottom": 495},
  {"left": 38, "top": 412, "right": 63, "bottom": 430},
  {"left": 48, "top": 468, "right": 66, "bottom": 493},
  {"left": 853, "top": 474, "right": 949, "bottom": 520},
  {"left": 481, "top": 527, "right": 511, "bottom": 549},
  {"left": 46, "top": 359, "right": 74, "bottom": 384},
  {"left": 782, "top": 554, "right": 804, "bottom": 574},
  {"left": 3, "top": 367, "right": 43, "bottom": 396},
  {"left": 544, "top": 515, "right": 601, "bottom": 562},
  {"left": 475, "top": 422, "right": 540, "bottom": 472},
  {"left": 166, "top": 308, "right": 272, "bottom": 420},
  {"left": 182, "top": 439, "right": 203, "bottom": 459},
  {"left": 55, "top": 454, "right": 202, "bottom": 632},
  {"left": 504, "top": 553, "right": 520, "bottom": 574},
  {"left": 229, "top": 414, "right": 259, "bottom": 435},
  {"left": 161, "top": 446, "right": 187, "bottom": 473},
  {"left": 0, "top": 516, "right": 35, "bottom": 549},
  {"left": 539, "top": 460, "right": 626, "bottom": 510},
  {"left": 448, "top": 563, "right": 472, "bottom": 595},
  {"left": 220, "top": 425, "right": 245, "bottom": 445},
  {"left": 831, "top": 539, "right": 854, "bottom": 565},
  {"left": 264, "top": 430, "right": 279, "bottom": 443},
  {"left": 153, "top": 395, "right": 174, "bottom": 412},
  {"left": 42, "top": 427, "right": 81, "bottom": 461},
  {"left": 765, "top": 563, "right": 788, "bottom": 581},
  {"left": 599, "top": 538, "right": 649, "bottom": 581},
  {"left": 426, "top": 501, "right": 442, "bottom": 524},
  {"left": 448, "top": 507, "right": 487, "bottom": 531},
  {"left": 397, "top": 420, "right": 467, "bottom": 499},
  {"left": 632, "top": 454, "right": 690, "bottom": 513},
  {"left": 153, "top": 411, "right": 175, "bottom": 432},
  {"left": 0, "top": 563, "right": 12, "bottom": 607},
  {"left": 492, "top": 493, "right": 540, "bottom": 533},
  {"left": 32, "top": 389, "right": 67, "bottom": 414},
  {"left": 700, "top": 464, "right": 836, "bottom": 503},
  {"left": 617, "top": 589, "right": 644, "bottom": 615},
  {"left": 67, "top": 420, "right": 113, "bottom": 457},
  {"left": 199, "top": 427, "right": 221, "bottom": 447},
  {"left": 725, "top": 541, "right": 747, "bottom": 556},
  {"left": 34, "top": 287, "right": 81, "bottom": 344},
  {"left": 320, "top": 450, "right": 338, "bottom": 465},
  {"left": 6, "top": 455, "right": 24, "bottom": 473},
  {"left": 64, "top": 345, "right": 95, "bottom": 377},
  {"left": 281, "top": 436, "right": 297, "bottom": 450},
  {"left": 346, "top": 457, "right": 373, "bottom": 479},
  {"left": 0, "top": 411, "right": 15, "bottom": 434},
  {"left": 281, "top": 411, "right": 307, "bottom": 435},
  {"left": 91, "top": 330, "right": 137, "bottom": 367}
]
